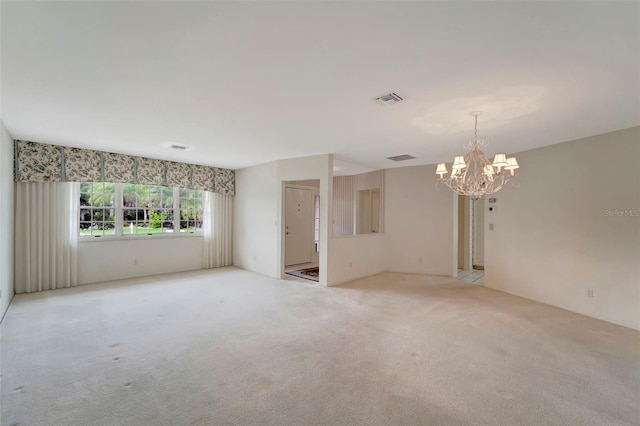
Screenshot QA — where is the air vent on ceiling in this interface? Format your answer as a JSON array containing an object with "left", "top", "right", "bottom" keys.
[
  {"left": 387, "top": 154, "right": 416, "bottom": 162},
  {"left": 169, "top": 144, "right": 189, "bottom": 151},
  {"left": 160, "top": 141, "right": 193, "bottom": 151},
  {"left": 375, "top": 92, "right": 403, "bottom": 106}
]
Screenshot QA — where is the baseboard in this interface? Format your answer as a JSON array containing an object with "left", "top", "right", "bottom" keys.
[{"left": 484, "top": 283, "right": 639, "bottom": 331}]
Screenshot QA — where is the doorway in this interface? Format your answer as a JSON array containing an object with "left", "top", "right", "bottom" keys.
[
  {"left": 285, "top": 186, "right": 313, "bottom": 266},
  {"left": 472, "top": 198, "right": 485, "bottom": 270},
  {"left": 283, "top": 181, "right": 320, "bottom": 280},
  {"left": 456, "top": 195, "right": 485, "bottom": 284}
]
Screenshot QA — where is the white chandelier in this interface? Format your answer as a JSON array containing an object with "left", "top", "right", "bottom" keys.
[{"left": 436, "top": 111, "right": 519, "bottom": 200}]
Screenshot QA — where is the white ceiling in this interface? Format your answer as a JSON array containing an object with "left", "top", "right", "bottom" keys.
[{"left": 1, "top": 2, "right": 638, "bottom": 172}]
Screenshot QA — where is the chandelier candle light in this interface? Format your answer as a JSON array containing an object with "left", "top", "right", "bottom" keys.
[{"left": 436, "top": 111, "right": 519, "bottom": 200}]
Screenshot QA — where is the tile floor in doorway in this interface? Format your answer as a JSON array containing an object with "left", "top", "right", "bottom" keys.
[
  {"left": 284, "top": 262, "right": 318, "bottom": 273},
  {"left": 457, "top": 269, "right": 484, "bottom": 285},
  {"left": 284, "top": 264, "right": 484, "bottom": 285},
  {"left": 284, "top": 263, "right": 319, "bottom": 283}
]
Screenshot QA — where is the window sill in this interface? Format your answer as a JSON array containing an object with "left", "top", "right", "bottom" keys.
[{"left": 79, "top": 233, "right": 204, "bottom": 243}]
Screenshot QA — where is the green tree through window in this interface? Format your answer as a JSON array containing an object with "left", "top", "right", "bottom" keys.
[
  {"left": 80, "top": 183, "right": 116, "bottom": 236},
  {"left": 80, "top": 183, "right": 204, "bottom": 237}
]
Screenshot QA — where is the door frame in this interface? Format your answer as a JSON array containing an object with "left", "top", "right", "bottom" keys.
[
  {"left": 471, "top": 198, "right": 485, "bottom": 269},
  {"left": 282, "top": 182, "right": 320, "bottom": 269},
  {"left": 454, "top": 193, "right": 474, "bottom": 276},
  {"left": 454, "top": 194, "right": 486, "bottom": 278}
]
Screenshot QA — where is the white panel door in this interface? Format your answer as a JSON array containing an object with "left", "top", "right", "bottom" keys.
[{"left": 285, "top": 187, "right": 313, "bottom": 266}]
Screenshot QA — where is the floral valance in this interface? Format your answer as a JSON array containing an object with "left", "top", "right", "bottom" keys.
[{"left": 14, "top": 140, "right": 235, "bottom": 195}]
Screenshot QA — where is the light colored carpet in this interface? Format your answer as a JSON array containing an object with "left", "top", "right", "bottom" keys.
[{"left": 1, "top": 267, "right": 639, "bottom": 426}]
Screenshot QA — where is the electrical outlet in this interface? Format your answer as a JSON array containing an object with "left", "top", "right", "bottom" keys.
[
  {"left": 349, "top": 262, "right": 353, "bottom": 268},
  {"left": 587, "top": 288, "right": 594, "bottom": 298},
  {"left": 419, "top": 256, "right": 423, "bottom": 263}
]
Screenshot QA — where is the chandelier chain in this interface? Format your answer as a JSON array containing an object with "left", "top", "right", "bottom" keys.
[{"left": 474, "top": 115, "right": 478, "bottom": 139}]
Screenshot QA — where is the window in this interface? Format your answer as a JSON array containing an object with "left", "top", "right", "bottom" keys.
[
  {"left": 123, "top": 184, "right": 175, "bottom": 235},
  {"left": 80, "top": 182, "right": 204, "bottom": 237},
  {"left": 80, "top": 182, "right": 116, "bottom": 236},
  {"left": 179, "top": 188, "right": 204, "bottom": 233}
]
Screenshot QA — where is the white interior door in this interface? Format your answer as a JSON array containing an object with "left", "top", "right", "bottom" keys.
[{"left": 285, "top": 187, "right": 313, "bottom": 266}]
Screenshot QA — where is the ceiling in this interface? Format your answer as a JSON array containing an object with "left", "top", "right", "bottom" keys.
[{"left": 1, "top": 2, "right": 638, "bottom": 172}]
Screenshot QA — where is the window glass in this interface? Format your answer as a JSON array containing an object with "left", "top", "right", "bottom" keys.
[
  {"left": 81, "top": 183, "right": 204, "bottom": 237},
  {"left": 80, "top": 182, "right": 115, "bottom": 236},
  {"left": 179, "top": 189, "right": 204, "bottom": 233}
]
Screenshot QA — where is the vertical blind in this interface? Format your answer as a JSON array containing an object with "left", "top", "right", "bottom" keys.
[
  {"left": 202, "top": 192, "right": 233, "bottom": 269},
  {"left": 14, "top": 182, "right": 79, "bottom": 293}
]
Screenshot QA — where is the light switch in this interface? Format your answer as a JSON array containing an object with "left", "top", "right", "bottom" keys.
[{"left": 489, "top": 224, "right": 494, "bottom": 231}]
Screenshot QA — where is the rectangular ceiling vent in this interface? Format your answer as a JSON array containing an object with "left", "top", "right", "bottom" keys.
[
  {"left": 169, "top": 144, "right": 189, "bottom": 151},
  {"left": 387, "top": 154, "right": 416, "bottom": 162},
  {"left": 375, "top": 92, "right": 403, "bottom": 106}
]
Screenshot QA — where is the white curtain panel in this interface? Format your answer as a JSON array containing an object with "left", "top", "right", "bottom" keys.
[
  {"left": 202, "top": 192, "right": 233, "bottom": 269},
  {"left": 14, "top": 182, "right": 79, "bottom": 293}
]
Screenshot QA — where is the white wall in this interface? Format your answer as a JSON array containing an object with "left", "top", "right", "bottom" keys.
[
  {"left": 327, "top": 234, "right": 386, "bottom": 286},
  {"left": 233, "top": 161, "right": 280, "bottom": 277},
  {"left": 384, "top": 165, "right": 456, "bottom": 277},
  {"left": 78, "top": 237, "right": 204, "bottom": 285},
  {"left": 485, "top": 127, "right": 640, "bottom": 330},
  {"left": 0, "top": 120, "right": 15, "bottom": 320}
]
